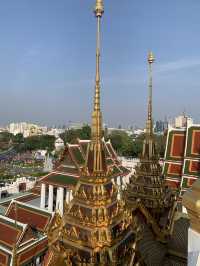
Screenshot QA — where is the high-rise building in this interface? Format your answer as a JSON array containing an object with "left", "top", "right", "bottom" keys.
[
  {"left": 154, "top": 119, "right": 168, "bottom": 134},
  {"left": 174, "top": 114, "right": 193, "bottom": 128},
  {"left": 8, "top": 122, "right": 48, "bottom": 137}
]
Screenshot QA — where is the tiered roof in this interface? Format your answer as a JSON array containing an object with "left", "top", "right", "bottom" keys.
[
  {"left": 124, "top": 53, "right": 189, "bottom": 265},
  {"left": 0, "top": 200, "right": 53, "bottom": 266},
  {"left": 45, "top": 0, "right": 137, "bottom": 265},
  {"left": 163, "top": 124, "right": 200, "bottom": 195},
  {"left": 125, "top": 52, "right": 176, "bottom": 243},
  {"left": 6, "top": 201, "right": 52, "bottom": 233},
  {"left": 137, "top": 217, "right": 188, "bottom": 265},
  {"left": 0, "top": 192, "right": 40, "bottom": 208},
  {"left": 40, "top": 139, "right": 129, "bottom": 189}
]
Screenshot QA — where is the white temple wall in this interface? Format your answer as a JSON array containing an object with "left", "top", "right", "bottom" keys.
[{"left": 0, "top": 177, "right": 36, "bottom": 199}]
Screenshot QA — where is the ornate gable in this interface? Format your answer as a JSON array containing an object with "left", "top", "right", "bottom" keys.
[
  {"left": 0, "top": 215, "right": 24, "bottom": 250},
  {"left": 40, "top": 139, "right": 129, "bottom": 188},
  {"left": 18, "top": 225, "right": 36, "bottom": 247},
  {"left": 6, "top": 201, "right": 52, "bottom": 233}
]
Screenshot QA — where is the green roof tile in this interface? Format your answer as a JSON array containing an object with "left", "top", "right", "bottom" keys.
[{"left": 47, "top": 174, "right": 78, "bottom": 186}]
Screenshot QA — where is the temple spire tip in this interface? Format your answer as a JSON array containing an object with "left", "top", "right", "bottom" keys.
[
  {"left": 94, "top": 0, "right": 104, "bottom": 17},
  {"left": 148, "top": 51, "right": 155, "bottom": 64},
  {"left": 85, "top": 0, "right": 107, "bottom": 175}
]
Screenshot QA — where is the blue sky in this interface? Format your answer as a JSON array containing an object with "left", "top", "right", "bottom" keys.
[{"left": 0, "top": 0, "right": 199, "bottom": 127}]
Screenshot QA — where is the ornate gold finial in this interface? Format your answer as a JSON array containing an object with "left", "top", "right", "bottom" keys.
[
  {"left": 94, "top": 0, "right": 104, "bottom": 17},
  {"left": 148, "top": 51, "right": 155, "bottom": 64}
]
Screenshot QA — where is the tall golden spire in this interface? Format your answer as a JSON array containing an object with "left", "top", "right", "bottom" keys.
[
  {"left": 86, "top": 0, "right": 107, "bottom": 175},
  {"left": 142, "top": 51, "right": 155, "bottom": 159},
  {"left": 92, "top": 0, "right": 104, "bottom": 143},
  {"left": 146, "top": 51, "right": 155, "bottom": 136}
]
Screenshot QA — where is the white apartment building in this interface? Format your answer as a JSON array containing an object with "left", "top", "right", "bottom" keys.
[
  {"left": 174, "top": 114, "right": 193, "bottom": 128},
  {"left": 0, "top": 177, "right": 36, "bottom": 199},
  {"left": 107, "top": 127, "right": 133, "bottom": 137},
  {"left": 133, "top": 128, "right": 145, "bottom": 136},
  {"left": 8, "top": 122, "right": 48, "bottom": 137},
  {"left": 46, "top": 128, "right": 65, "bottom": 137}
]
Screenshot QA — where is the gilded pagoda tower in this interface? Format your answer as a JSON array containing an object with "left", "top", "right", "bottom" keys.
[
  {"left": 125, "top": 52, "right": 176, "bottom": 242},
  {"left": 46, "top": 1, "right": 137, "bottom": 265}
]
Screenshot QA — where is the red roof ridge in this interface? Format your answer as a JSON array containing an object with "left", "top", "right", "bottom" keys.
[
  {"left": 78, "top": 139, "right": 90, "bottom": 143},
  {"left": 17, "top": 235, "right": 47, "bottom": 254},
  {"left": 52, "top": 171, "right": 79, "bottom": 178},
  {"left": 39, "top": 172, "right": 54, "bottom": 182},
  {"left": 6, "top": 200, "right": 52, "bottom": 217},
  {"left": 0, "top": 243, "right": 12, "bottom": 254},
  {"left": 67, "top": 143, "right": 79, "bottom": 147},
  {"left": 0, "top": 213, "right": 26, "bottom": 230},
  {"left": 60, "top": 164, "right": 77, "bottom": 168}
]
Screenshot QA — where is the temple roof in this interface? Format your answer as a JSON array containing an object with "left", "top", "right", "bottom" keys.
[
  {"left": 0, "top": 192, "right": 40, "bottom": 208},
  {"left": 6, "top": 200, "right": 52, "bottom": 233},
  {"left": 138, "top": 217, "right": 188, "bottom": 266},
  {"left": 163, "top": 125, "right": 200, "bottom": 195},
  {"left": 0, "top": 214, "right": 25, "bottom": 250},
  {"left": 40, "top": 139, "right": 129, "bottom": 188},
  {"left": 0, "top": 200, "right": 53, "bottom": 266}
]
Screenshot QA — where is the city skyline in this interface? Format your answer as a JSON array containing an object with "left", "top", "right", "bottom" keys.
[{"left": 0, "top": 1, "right": 199, "bottom": 127}]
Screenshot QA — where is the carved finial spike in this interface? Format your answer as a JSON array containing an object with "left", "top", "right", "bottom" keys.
[
  {"left": 148, "top": 51, "right": 155, "bottom": 64},
  {"left": 94, "top": 0, "right": 104, "bottom": 17}
]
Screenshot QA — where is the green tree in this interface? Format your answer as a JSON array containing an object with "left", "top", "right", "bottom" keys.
[
  {"left": 16, "top": 135, "right": 55, "bottom": 152},
  {"left": 12, "top": 133, "right": 24, "bottom": 144},
  {"left": 154, "top": 134, "right": 166, "bottom": 158},
  {"left": 108, "top": 130, "right": 135, "bottom": 157},
  {"left": 60, "top": 125, "right": 91, "bottom": 144},
  {"left": 79, "top": 125, "right": 91, "bottom": 139},
  {"left": 0, "top": 132, "right": 13, "bottom": 142}
]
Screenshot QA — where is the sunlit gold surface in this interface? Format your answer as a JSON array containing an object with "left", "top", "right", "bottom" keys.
[
  {"left": 125, "top": 52, "right": 177, "bottom": 244},
  {"left": 94, "top": 0, "right": 104, "bottom": 17},
  {"left": 148, "top": 51, "right": 155, "bottom": 64},
  {"left": 85, "top": 0, "right": 107, "bottom": 175},
  {"left": 46, "top": 1, "right": 138, "bottom": 265}
]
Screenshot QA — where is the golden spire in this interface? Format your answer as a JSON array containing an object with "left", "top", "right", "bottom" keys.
[
  {"left": 142, "top": 51, "right": 156, "bottom": 159},
  {"left": 86, "top": 0, "right": 107, "bottom": 175},
  {"left": 92, "top": 0, "right": 104, "bottom": 142},
  {"left": 146, "top": 51, "right": 155, "bottom": 136}
]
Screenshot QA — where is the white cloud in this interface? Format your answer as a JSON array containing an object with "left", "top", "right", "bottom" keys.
[{"left": 156, "top": 58, "right": 200, "bottom": 74}]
